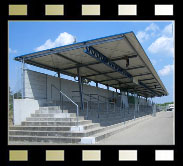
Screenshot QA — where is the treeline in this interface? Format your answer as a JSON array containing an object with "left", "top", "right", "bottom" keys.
[
  {"left": 9, "top": 87, "right": 22, "bottom": 126},
  {"left": 156, "top": 102, "right": 174, "bottom": 106}
]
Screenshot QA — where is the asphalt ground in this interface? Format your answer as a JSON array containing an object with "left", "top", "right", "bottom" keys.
[{"left": 97, "top": 111, "right": 174, "bottom": 145}]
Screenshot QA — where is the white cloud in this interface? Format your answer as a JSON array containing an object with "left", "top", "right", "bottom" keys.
[
  {"left": 136, "top": 31, "right": 149, "bottom": 43},
  {"left": 147, "top": 23, "right": 174, "bottom": 56},
  {"left": 158, "top": 64, "right": 174, "bottom": 76},
  {"left": 136, "top": 23, "right": 160, "bottom": 42},
  {"left": 9, "top": 48, "right": 17, "bottom": 54},
  {"left": 162, "top": 23, "right": 173, "bottom": 36},
  {"left": 148, "top": 36, "right": 174, "bottom": 56},
  {"left": 145, "top": 23, "right": 160, "bottom": 32},
  {"left": 35, "top": 32, "right": 76, "bottom": 51}
]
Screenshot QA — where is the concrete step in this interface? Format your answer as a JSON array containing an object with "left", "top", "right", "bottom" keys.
[
  {"left": 9, "top": 123, "right": 100, "bottom": 131},
  {"left": 9, "top": 135, "right": 81, "bottom": 143},
  {"left": 21, "top": 120, "right": 92, "bottom": 126},
  {"left": 9, "top": 127, "right": 104, "bottom": 137},
  {"left": 9, "top": 115, "right": 152, "bottom": 144},
  {"left": 35, "top": 110, "right": 68, "bottom": 114},
  {"left": 26, "top": 117, "right": 84, "bottom": 122},
  {"left": 31, "top": 113, "right": 76, "bottom": 118},
  {"left": 39, "top": 106, "right": 61, "bottom": 110}
]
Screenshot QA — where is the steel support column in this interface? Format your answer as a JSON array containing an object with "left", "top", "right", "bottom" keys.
[
  {"left": 120, "top": 90, "right": 125, "bottom": 124},
  {"left": 58, "top": 72, "right": 63, "bottom": 111},
  {"left": 127, "top": 91, "right": 130, "bottom": 114},
  {"left": 122, "top": 92, "right": 126, "bottom": 124},
  {"left": 96, "top": 82, "right": 100, "bottom": 120},
  {"left": 21, "top": 58, "right": 25, "bottom": 99},
  {"left": 137, "top": 95, "right": 139, "bottom": 118},
  {"left": 134, "top": 93, "right": 138, "bottom": 120},
  {"left": 77, "top": 68, "right": 84, "bottom": 112},
  {"left": 107, "top": 85, "right": 109, "bottom": 114}
]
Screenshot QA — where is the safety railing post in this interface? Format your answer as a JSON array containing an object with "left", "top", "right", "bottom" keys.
[
  {"left": 86, "top": 101, "right": 88, "bottom": 119},
  {"left": 97, "top": 95, "right": 99, "bottom": 120},
  {"left": 107, "top": 100, "right": 109, "bottom": 114},
  {"left": 134, "top": 94, "right": 137, "bottom": 120},
  {"left": 76, "top": 105, "right": 79, "bottom": 126},
  {"left": 124, "top": 104, "right": 126, "bottom": 124},
  {"left": 90, "top": 94, "right": 91, "bottom": 111},
  {"left": 114, "top": 102, "right": 115, "bottom": 112},
  {"left": 62, "top": 95, "right": 63, "bottom": 112},
  {"left": 137, "top": 96, "right": 139, "bottom": 118}
]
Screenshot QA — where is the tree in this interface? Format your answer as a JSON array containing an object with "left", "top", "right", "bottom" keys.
[
  {"left": 9, "top": 87, "right": 22, "bottom": 108},
  {"left": 82, "top": 78, "right": 91, "bottom": 85},
  {"left": 9, "top": 87, "right": 13, "bottom": 105},
  {"left": 14, "top": 90, "right": 22, "bottom": 99}
]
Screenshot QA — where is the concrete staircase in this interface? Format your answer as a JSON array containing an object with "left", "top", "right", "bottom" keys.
[{"left": 9, "top": 106, "right": 152, "bottom": 144}]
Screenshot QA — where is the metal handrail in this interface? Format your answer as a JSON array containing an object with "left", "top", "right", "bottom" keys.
[
  {"left": 72, "top": 95, "right": 89, "bottom": 102},
  {"left": 51, "top": 84, "right": 79, "bottom": 126},
  {"left": 72, "top": 91, "right": 97, "bottom": 101},
  {"left": 72, "top": 95, "right": 89, "bottom": 119},
  {"left": 72, "top": 91, "right": 106, "bottom": 103}
]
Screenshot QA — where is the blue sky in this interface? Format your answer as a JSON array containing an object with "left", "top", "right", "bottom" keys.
[{"left": 9, "top": 21, "right": 174, "bottom": 104}]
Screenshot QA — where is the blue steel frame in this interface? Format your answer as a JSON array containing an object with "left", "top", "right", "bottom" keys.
[
  {"left": 84, "top": 46, "right": 159, "bottom": 97},
  {"left": 14, "top": 31, "right": 167, "bottom": 98},
  {"left": 84, "top": 46, "right": 133, "bottom": 79}
]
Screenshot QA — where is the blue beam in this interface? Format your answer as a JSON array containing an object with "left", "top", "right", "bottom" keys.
[{"left": 84, "top": 46, "right": 133, "bottom": 79}]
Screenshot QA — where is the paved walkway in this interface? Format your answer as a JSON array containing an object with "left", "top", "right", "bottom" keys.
[{"left": 97, "top": 111, "right": 174, "bottom": 145}]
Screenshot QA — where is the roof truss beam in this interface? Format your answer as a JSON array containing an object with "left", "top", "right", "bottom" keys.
[
  {"left": 84, "top": 46, "right": 158, "bottom": 96},
  {"left": 84, "top": 46, "right": 133, "bottom": 79}
]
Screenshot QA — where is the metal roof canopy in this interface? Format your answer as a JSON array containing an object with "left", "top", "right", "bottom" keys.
[{"left": 15, "top": 31, "right": 168, "bottom": 98}]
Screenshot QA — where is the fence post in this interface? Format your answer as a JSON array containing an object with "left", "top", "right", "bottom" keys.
[
  {"left": 134, "top": 94, "right": 138, "bottom": 120},
  {"left": 87, "top": 101, "right": 89, "bottom": 120}
]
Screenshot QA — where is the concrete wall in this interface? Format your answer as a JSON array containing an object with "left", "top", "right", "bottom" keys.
[
  {"left": 14, "top": 99, "right": 40, "bottom": 125},
  {"left": 24, "top": 69, "right": 151, "bottom": 105},
  {"left": 24, "top": 69, "right": 117, "bottom": 102},
  {"left": 24, "top": 70, "right": 47, "bottom": 99}
]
